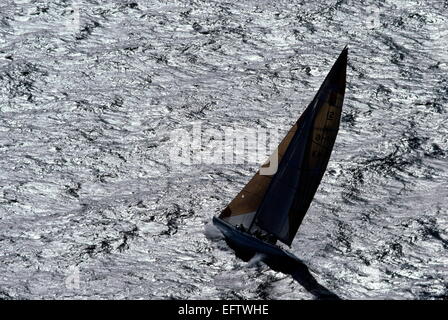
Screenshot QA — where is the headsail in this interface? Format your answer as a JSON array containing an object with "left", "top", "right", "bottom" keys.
[
  {"left": 219, "top": 47, "right": 348, "bottom": 246},
  {"left": 218, "top": 110, "right": 309, "bottom": 229}
]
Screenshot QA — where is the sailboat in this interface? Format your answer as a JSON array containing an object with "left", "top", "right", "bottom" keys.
[{"left": 213, "top": 47, "right": 347, "bottom": 263}]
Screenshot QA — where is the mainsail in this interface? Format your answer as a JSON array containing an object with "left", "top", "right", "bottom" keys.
[{"left": 219, "top": 47, "right": 348, "bottom": 246}]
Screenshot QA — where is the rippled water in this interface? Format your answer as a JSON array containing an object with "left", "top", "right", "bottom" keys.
[{"left": 0, "top": 0, "right": 447, "bottom": 299}]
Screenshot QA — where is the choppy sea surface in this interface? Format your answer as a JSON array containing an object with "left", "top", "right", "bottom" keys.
[{"left": 0, "top": 0, "right": 447, "bottom": 299}]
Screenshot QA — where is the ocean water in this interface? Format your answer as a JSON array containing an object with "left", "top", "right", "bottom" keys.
[{"left": 0, "top": 0, "right": 447, "bottom": 299}]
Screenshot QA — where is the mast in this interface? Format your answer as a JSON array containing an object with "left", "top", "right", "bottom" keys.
[
  {"left": 254, "top": 47, "right": 348, "bottom": 246},
  {"left": 217, "top": 47, "right": 348, "bottom": 246}
]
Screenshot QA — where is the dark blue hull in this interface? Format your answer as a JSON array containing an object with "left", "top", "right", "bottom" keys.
[
  {"left": 212, "top": 216, "right": 303, "bottom": 265},
  {"left": 213, "top": 216, "right": 341, "bottom": 299}
]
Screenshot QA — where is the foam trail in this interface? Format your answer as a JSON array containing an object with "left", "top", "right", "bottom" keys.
[
  {"left": 246, "top": 253, "right": 266, "bottom": 267},
  {"left": 204, "top": 221, "right": 225, "bottom": 241}
]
